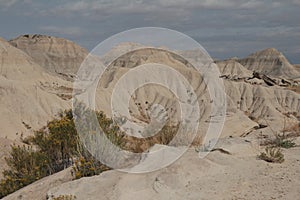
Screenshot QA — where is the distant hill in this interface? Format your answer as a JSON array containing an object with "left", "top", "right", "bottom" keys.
[
  {"left": 9, "top": 34, "right": 89, "bottom": 80},
  {"left": 238, "top": 48, "right": 300, "bottom": 79}
]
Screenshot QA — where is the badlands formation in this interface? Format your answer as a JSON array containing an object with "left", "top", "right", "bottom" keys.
[{"left": 0, "top": 34, "right": 300, "bottom": 199}]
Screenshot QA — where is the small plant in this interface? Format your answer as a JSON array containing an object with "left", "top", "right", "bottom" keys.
[
  {"left": 258, "top": 147, "right": 284, "bottom": 163},
  {"left": 260, "top": 118, "right": 297, "bottom": 149},
  {"left": 262, "top": 134, "right": 296, "bottom": 149},
  {"left": 277, "top": 138, "right": 296, "bottom": 149},
  {"left": 52, "top": 194, "right": 77, "bottom": 200}
]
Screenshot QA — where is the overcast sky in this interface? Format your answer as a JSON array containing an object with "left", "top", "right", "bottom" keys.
[{"left": 0, "top": 0, "right": 299, "bottom": 63}]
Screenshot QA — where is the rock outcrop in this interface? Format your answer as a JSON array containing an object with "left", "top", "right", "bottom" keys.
[
  {"left": 216, "top": 59, "right": 252, "bottom": 80},
  {"left": 9, "top": 34, "right": 89, "bottom": 80},
  {"left": 0, "top": 37, "right": 71, "bottom": 140},
  {"left": 238, "top": 48, "right": 300, "bottom": 79}
]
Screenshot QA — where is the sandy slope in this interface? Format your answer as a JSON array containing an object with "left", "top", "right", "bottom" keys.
[
  {"left": 9, "top": 34, "right": 88, "bottom": 80},
  {"left": 3, "top": 168, "right": 73, "bottom": 200},
  {"left": 0, "top": 37, "right": 72, "bottom": 140},
  {"left": 3, "top": 137, "right": 298, "bottom": 200},
  {"left": 46, "top": 145, "right": 300, "bottom": 200}
]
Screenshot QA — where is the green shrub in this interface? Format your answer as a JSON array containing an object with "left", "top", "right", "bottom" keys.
[
  {"left": 262, "top": 133, "right": 296, "bottom": 149},
  {"left": 277, "top": 139, "right": 296, "bottom": 149}
]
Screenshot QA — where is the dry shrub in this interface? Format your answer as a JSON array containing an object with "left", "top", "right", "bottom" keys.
[
  {"left": 258, "top": 147, "right": 284, "bottom": 163},
  {"left": 121, "top": 123, "right": 180, "bottom": 153},
  {"left": 52, "top": 194, "right": 77, "bottom": 200}
]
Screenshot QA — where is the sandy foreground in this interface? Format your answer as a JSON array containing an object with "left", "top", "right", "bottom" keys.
[{"left": 3, "top": 137, "right": 300, "bottom": 200}]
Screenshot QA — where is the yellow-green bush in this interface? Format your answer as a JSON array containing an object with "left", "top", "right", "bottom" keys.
[
  {"left": 73, "top": 156, "right": 109, "bottom": 179},
  {"left": 0, "top": 108, "right": 115, "bottom": 198},
  {"left": 0, "top": 145, "right": 49, "bottom": 198},
  {"left": 0, "top": 103, "right": 179, "bottom": 197}
]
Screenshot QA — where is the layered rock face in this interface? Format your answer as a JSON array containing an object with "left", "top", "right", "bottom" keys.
[
  {"left": 9, "top": 34, "right": 89, "bottom": 80},
  {"left": 2, "top": 36, "right": 300, "bottom": 140},
  {"left": 0, "top": 37, "right": 71, "bottom": 140},
  {"left": 216, "top": 59, "right": 252, "bottom": 80},
  {"left": 238, "top": 48, "right": 300, "bottom": 79}
]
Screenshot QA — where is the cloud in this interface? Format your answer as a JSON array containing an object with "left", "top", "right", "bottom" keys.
[
  {"left": 39, "top": 26, "right": 85, "bottom": 37},
  {"left": 0, "top": 0, "right": 32, "bottom": 10},
  {"left": 50, "top": 0, "right": 266, "bottom": 14},
  {"left": 0, "top": 0, "right": 18, "bottom": 8},
  {"left": 1, "top": 0, "right": 300, "bottom": 63}
]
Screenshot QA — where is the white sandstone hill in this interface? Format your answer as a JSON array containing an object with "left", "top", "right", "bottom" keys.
[
  {"left": 0, "top": 35, "right": 300, "bottom": 199},
  {"left": 0, "top": 37, "right": 72, "bottom": 140},
  {"left": 9, "top": 34, "right": 89, "bottom": 80},
  {"left": 96, "top": 46, "right": 300, "bottom": 134},
  {"left": 0, "top": 37, "right": 76, "bottom": 179},
  {"left": 238, "top": 48, "right": 300, "bottom": 79},
  {"left": 216, "top": 59, "right": 253, "bottom": 80}
]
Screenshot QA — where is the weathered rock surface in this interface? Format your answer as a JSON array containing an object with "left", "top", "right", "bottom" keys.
[
  {"left": 238, "top": 48, "right": 300, "bottom": 79},
  {"left": 9, "top": 34, "right": 89, "bottom": 80},
  {"left": 1, "top": 36, "right": 300, "bottom": 200},
  {"left": 216, "top": 59, "right": 252, "bottom": 80},
  {"left": 0, "top": 37, "right": 73, "bottom": 176},
  {"left": 0, "top": 38, "right": 71, "bottom": 140},
  {"left": 45, "top": 141, "right": 300, "bottom": 200},
  {"left": 3, "top": 168, "right": 73, "bottom": 200}
]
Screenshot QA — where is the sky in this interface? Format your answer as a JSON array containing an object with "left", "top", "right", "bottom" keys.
[{"left": 0, "top": 0, "right": 299, "bottom": 63}]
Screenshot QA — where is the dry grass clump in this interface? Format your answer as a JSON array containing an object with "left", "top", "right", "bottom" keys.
[
  {"left": 52, "top": 194, "right": 77, "bottom": 200},
  {"left": 121, "top": 123, "right": 180, "bottom": 153},
  {"left": 261, "top": 133, "right": 296, "bottom": 149},
  {"left": 258, "top": 147, "right": 285, "bottom": 163},
  {"left": 258, "top": 120, "right": 300, "bottom": 164}
]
